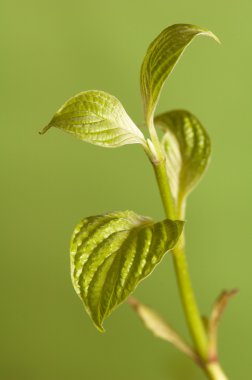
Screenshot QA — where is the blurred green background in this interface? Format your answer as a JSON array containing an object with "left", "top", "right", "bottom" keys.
[{"left": 1, "top": 0, "right": 251, "bottom": 379}]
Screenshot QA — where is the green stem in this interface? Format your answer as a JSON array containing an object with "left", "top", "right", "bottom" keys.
[
  {"left": 153, "top": 159, "right": 176, "bottom": 220},
  {"left": 152, "top": 158, "right": 227, "bottom": 380},
  {"left": 153, "top": 159, "right": 208, "bottom": 359},
  {"left": 172, "top": 242, "right": 208, "bottom": 360}
]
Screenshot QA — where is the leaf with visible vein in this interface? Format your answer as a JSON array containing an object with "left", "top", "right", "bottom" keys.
[
  {"left": 140, "top": 24, "right": 219, "bottom": 125},
  {"left": 70, "top": 210, "right": 183, "bottom": 331},
  {"left": 155, "top": 110, "right": 211, "bottom": 215},
  {"left": 40, "top": 90, "right": 146, "bottom": 148}
]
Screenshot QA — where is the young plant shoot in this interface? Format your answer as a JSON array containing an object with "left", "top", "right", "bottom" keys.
[{"left": 41, "top": 24, "right": 235, "bottom": 380}]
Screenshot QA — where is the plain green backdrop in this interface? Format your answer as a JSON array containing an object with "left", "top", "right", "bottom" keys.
[{"left": 1, "top": 0, "right": 251, "bottom": 379}]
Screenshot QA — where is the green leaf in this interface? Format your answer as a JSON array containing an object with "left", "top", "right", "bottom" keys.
[
  {"left": 140, "top": 24, "right": 219, "bottom": 125},
  {"left": 70, "top": 210, "right": 183, "bottom": 331},
  {"left": 40, "top": 90, "right": 146, "bottom": 148},
  {"left": 155, "top": 110, "right": 211, "bottom": 215}
]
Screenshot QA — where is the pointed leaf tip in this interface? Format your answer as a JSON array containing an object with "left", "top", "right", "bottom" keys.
[
  {"left": 205, "top": 30, "right": 221, "bottom": 44},
  {"left": 39, "top": 124, "right": 51, "bottom": 135}
]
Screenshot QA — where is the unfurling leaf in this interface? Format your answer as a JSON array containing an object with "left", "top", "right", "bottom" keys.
[
  {"left": 70, "top": 210, "right": 183, "bottom": 331},
  {"left": 40, "top": 90, "right": 146, "bottom": 148},
  {"left": 155, "top": 110, "right": 211, "bottom": 216},
  {"left": 140, "top": 24, "right": 219, "bottom": 125}
]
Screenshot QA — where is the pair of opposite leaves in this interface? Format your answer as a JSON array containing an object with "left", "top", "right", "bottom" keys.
[{"left": 41, "top": 24, "right": 218, "bottom": 331}]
